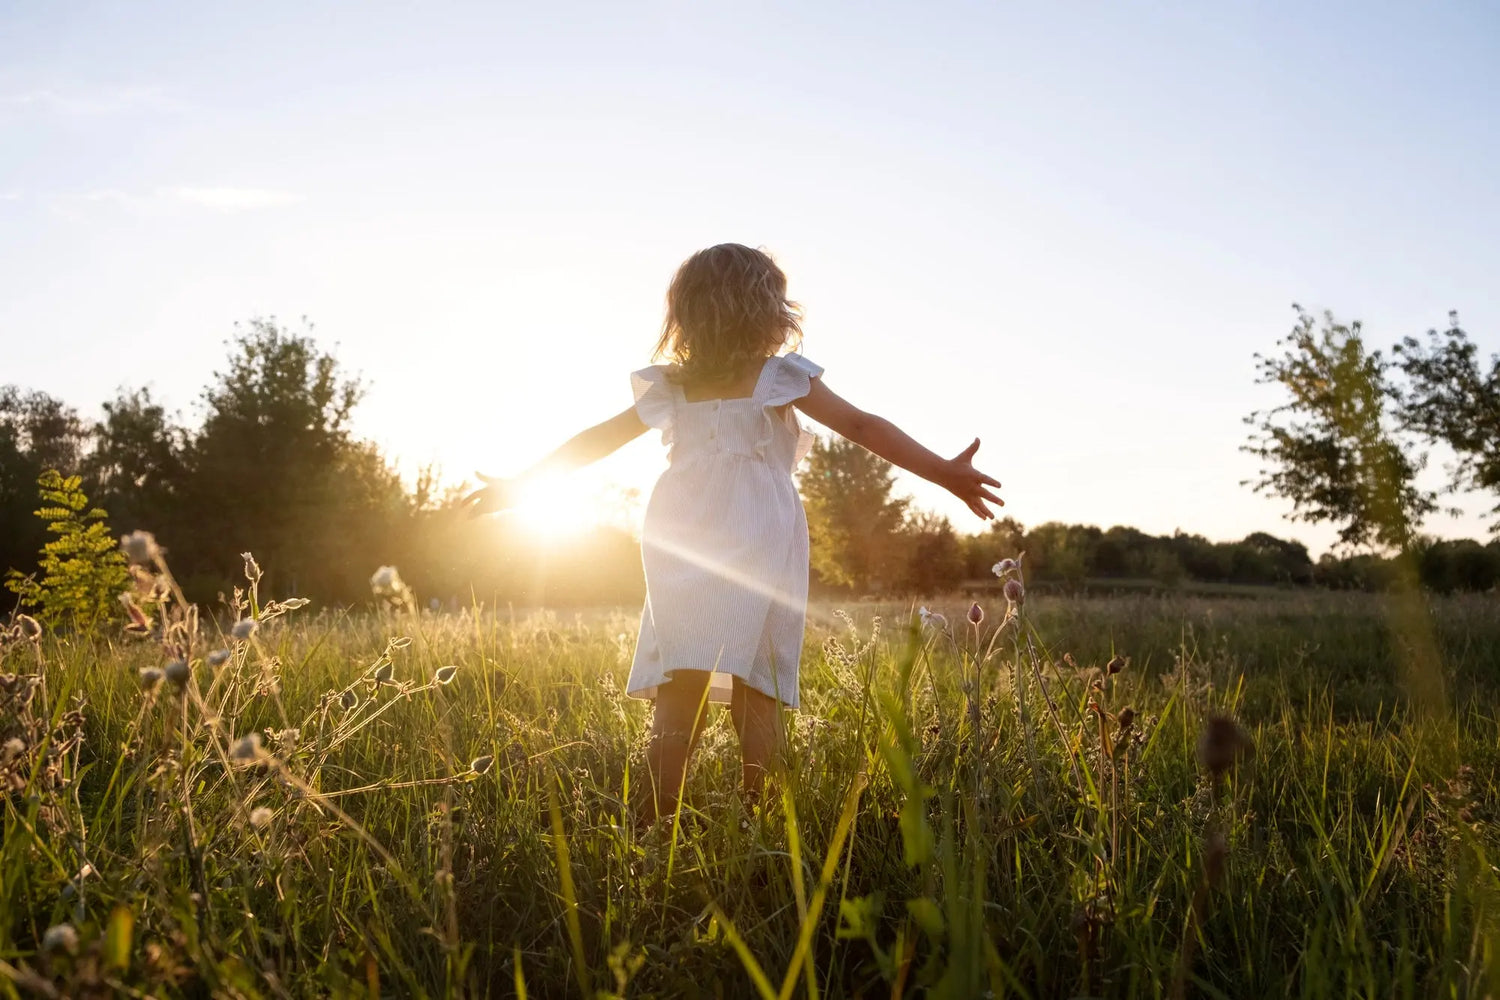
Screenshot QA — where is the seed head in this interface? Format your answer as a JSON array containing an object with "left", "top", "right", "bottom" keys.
[
  {"left": 42, "top": 923, "right": 78, "bottom": 955},
  {"left": 249, "top": 806, "right": 274, "bottom": 829},
  {"left": 14, "top": 614, "right": 41, "bottom": 641},
  {"left": 1003, "top": 578, "right": 1025, "bottom": 605},
  {"left": 917, "top": 606, "right": 947, "bottom": 631},
  {"left": 231, "top": 619, "right": 258, "bottom": 641},
  {"left": 2, "top": 737, "right": 25, "bottom": 760},
  {"left": 967, "top": 602, "right": 985, "bottom": 625},
  {"left": 434, "top": 665, "right": 458, "bottom": 685},
  {"left": 1106, "top": 655, "right": 1126, "bottom": 675},
  {"left": 1196, "top": 715, "right": 1254, "bottom": 777},
  {"left": 164, "top": 659, "right": 190, "bottom": 687},
  {"left": 207, "top": 648, "right": 231, "bottom": 668},
  {"left": 470, "top": 754, "right": 495, "bottom": 775},
  {"left": 339, "top": 689, "right": 358, "bottom": 710},
  {"left": 139, "top": 667, "right": 164, "bottom": 690},
  {"left": 119, "top": 530, "right": 161, "bottom": 566},
  {"left": 230, "top": 733, "right": 263, "bottom": 762},
  {"left": 372, "top": 662, "right": 394, "bottom": 684}
]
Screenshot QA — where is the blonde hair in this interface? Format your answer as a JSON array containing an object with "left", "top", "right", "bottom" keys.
[{"left": 654, "top": 244, "right": 803, "bottom": 383}]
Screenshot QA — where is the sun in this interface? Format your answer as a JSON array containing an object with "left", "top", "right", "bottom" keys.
[{"left": 505, "top": 474, "right": 603, "bottom": 541}]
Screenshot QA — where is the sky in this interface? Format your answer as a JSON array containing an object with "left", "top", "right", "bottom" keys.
[{"left": 2, "top": 1, "right": 1497, "bottom": 555}]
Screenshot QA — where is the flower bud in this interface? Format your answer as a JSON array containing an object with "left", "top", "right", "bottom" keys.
[
  {"left": 1106, "top": 655, "right": 1126, "bottom": 675},
  {"left": 164, "top": 659, "right": 190, "bottom": 687},
  {"left": 967, "top": 602, "right": 984, "bottom": 625},
  {"left": 339, "top": 689, "right": 358, "bottom": 711},
  {"left": 1003, "top": 578, "right": 1025, "bottom": 605},
  {"left": 434, "top": 665, "right": 458, "bottom": 685}
]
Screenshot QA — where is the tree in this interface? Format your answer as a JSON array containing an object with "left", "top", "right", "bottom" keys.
[
  {"left": 5, "top": 470, "right": 128, "bottom": 629},
  {"left": 1243, "top": 307, "right": 1435, "bottom": 551},
  {"left": 179, "top": 318, "right": 406, "bottom": 600},
  {"left": 1393, "top": 312, "right": 1500, "bottom": 526},
  {"left": 799, "top": 435, "right": 908, "bottom": 591},
  {"left": 0, "top": 388, "right": 89, "bottom": 577},
  {"left": 895, "top": 511, "right": 965, "bottom": 594},
  {"left": 83, "top": 387, "right": 186, "bottom": 540}
]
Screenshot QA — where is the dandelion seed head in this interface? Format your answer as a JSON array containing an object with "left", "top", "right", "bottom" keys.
[
  {"left": 230, "top": 733, "right": 262, "bottom": 762},
  {"left": 139, "top": 667, "right": 164, "bottom": 690},
  {"left": 231, "top": 619, "right": 258, "bottom": 641},
  {"left": 119, "top": 530, "right": 161, "bottom": 566},
  {"left": 164, "top": 659, "right": 190, "bottom": 687},
  {"left": 42, "top": 923, "right": 78, "bottom": 954},
  {"left": 249, "top": 806, "right": 274, "bottom": 829}
]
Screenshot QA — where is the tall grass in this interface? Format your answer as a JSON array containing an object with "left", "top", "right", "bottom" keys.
[{"left": 2, "top": 567, "right": 1497, "bottom": 998}]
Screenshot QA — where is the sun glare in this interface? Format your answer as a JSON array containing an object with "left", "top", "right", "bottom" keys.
[{"left": 507, "top": 475, "right": 602, "bottom": 541}]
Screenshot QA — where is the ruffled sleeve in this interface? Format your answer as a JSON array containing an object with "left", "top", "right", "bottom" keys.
[
  {"left": 759, "top": 353, "right": 823, "bottom": 464},
  {"left": 630, "top": 365, "right": 675, "bottom": 443},
  {"left": 763, "top": 353, "right": 824, "bottom": 407}
]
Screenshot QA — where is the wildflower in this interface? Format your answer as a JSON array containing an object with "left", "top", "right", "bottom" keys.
[
  {"left": 230, "top": 733, "right": 263, "bottom": 762},
  {"left": 164, "top": 659, "right": 190, "bottom": 687},
  {"left": 372, "top": 662, "right": 394, "bottom": 684},
  {"left": 231, "top": 619, "right": 258, "bottom": 641},
  {"left": 918, "top": 606, "right": 947, "bottom": 631},
  {"left": 249, "top": 806, "right": 274, "bottom": 829},
  {"left": 207, "top": 649, "right": 231, "bottom": 668},
  {"left": 139, "top": 667, "right": 164, "bottom": 690},
  {"left": 434, "top": 665, "right": 458, "bottom": 685},
  {"left": 42, "top": 923, "right": 78, "bottom": 955},
  {"left": 992, "top": 558, "right": 1017, "bottom": 577},
  {"left": 14, "top": 614, "right": 41, "bottom": 641},
  {"left": 1003, "top": 578, "right": 1025, "bottom": 605},
  {"left": 339, "top": 689, "right": 358, "bottom": 710},
  {"left": 119, "top": 530, "right": 161, "bottom": 566},
  {"left": 370, "top": 565, "right": 402, "bottom": 595},
  {"left": 1196, "top": 715, "right": 1254, "bottom": 777},
  {"left": 470, "top": 754, "right": 495, "bottom": 774},
  {"left": 967, "top": 602, "right": 985, "bottom": 626}
]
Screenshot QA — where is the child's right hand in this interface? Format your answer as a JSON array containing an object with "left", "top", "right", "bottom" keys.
[
  {"left": 940, "top": 438, "right": 1004, "bottom": 520},
  {"left": 461, "top": 472, "right": 518, "bottom": 519}
]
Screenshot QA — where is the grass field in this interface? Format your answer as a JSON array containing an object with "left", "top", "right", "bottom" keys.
[{"left": 2, "top": 572, "right": 1498, "bottom": 998}]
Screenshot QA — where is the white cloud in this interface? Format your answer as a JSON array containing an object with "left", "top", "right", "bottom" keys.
[
  {"left": 0, "top": 86, "right": 179, "bottom": 115},
  {"left": 170, "top": 187, "right": 301, "bottom": 211}
]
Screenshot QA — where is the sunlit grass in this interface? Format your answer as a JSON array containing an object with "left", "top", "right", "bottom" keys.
[{"left": 2, "top": 576, "right": 1498, "bottom": 997}]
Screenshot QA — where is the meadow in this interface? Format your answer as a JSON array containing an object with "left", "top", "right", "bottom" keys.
[{"left": 2, "top": 561, "right": 1498, "bottom": 999}]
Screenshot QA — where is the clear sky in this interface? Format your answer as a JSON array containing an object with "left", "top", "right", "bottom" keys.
[{"left": 3, "top": 1, "right": 1497, "bottom": 554}]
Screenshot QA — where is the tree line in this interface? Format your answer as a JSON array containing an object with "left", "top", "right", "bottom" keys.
[{"left": 4, "top": 312, "right": 1498, "bottom": 624}]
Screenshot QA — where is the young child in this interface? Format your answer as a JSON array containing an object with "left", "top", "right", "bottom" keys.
[{"left": 464, "top": 243, "right": 1002, "bottom": 824}]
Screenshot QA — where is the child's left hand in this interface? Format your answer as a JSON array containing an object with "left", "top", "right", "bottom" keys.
[{"left": 461, "top": 472, "right": 518, "bottom": 519}]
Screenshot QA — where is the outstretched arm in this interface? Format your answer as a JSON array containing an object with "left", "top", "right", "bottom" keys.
[
  {"left": 794, "top": 378, "right": 1004, "bottom": 520},
  {"left": 463, "top": 405, "right": 648, "bottom": 517}
]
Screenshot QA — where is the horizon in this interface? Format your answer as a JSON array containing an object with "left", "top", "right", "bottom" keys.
[{"left": 4, "top": 2, "right": 1497, "bottom": 558}]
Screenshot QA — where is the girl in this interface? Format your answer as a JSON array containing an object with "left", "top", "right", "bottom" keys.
[{"left": 465, "top": 244, "right": 1002, "bottom": 824}]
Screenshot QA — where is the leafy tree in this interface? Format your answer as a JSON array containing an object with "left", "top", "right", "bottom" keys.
[
  {"left": 1243, "top": 307, "right": 1435, "bottom": 551},
  {"left": 179, "top": 318, "right": 406, "bottom": 599},
  {"left": 83, "top": 387, "right": 186, "bottom": 539},
  {"left": 4, "top": 470, "right": 129, "bottom": 629},
  {"left": 0, "top": 388, "right": 89, "bottom": 577},
  {"left": 1393, "top": 312, "right": 1500, "bottom": 526},
  {"left": 895, "top": 511, "right": 965, "bottom": 594},
  {"left": 799, "top": 435, "right": 908, "bottom": 591}
]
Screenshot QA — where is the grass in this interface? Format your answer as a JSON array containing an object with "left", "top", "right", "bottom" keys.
[{"left": 2, "top": 562, "right": 1498, "bottom": 998}]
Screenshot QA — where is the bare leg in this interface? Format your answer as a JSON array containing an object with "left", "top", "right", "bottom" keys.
[
  {"left": 730, "top": 679, "right": 784, "bottom": 807},
  {"left": 637, "top": 669, "right": 712, "bottom": 828}
]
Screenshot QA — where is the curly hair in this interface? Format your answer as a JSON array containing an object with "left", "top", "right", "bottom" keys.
[{"left": 654, "top": 244, "right": 803, "bottom": 384}]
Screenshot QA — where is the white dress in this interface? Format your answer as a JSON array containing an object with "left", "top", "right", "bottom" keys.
[{"left": 626, "top": 353, "right": 824, "bottom": 708}]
